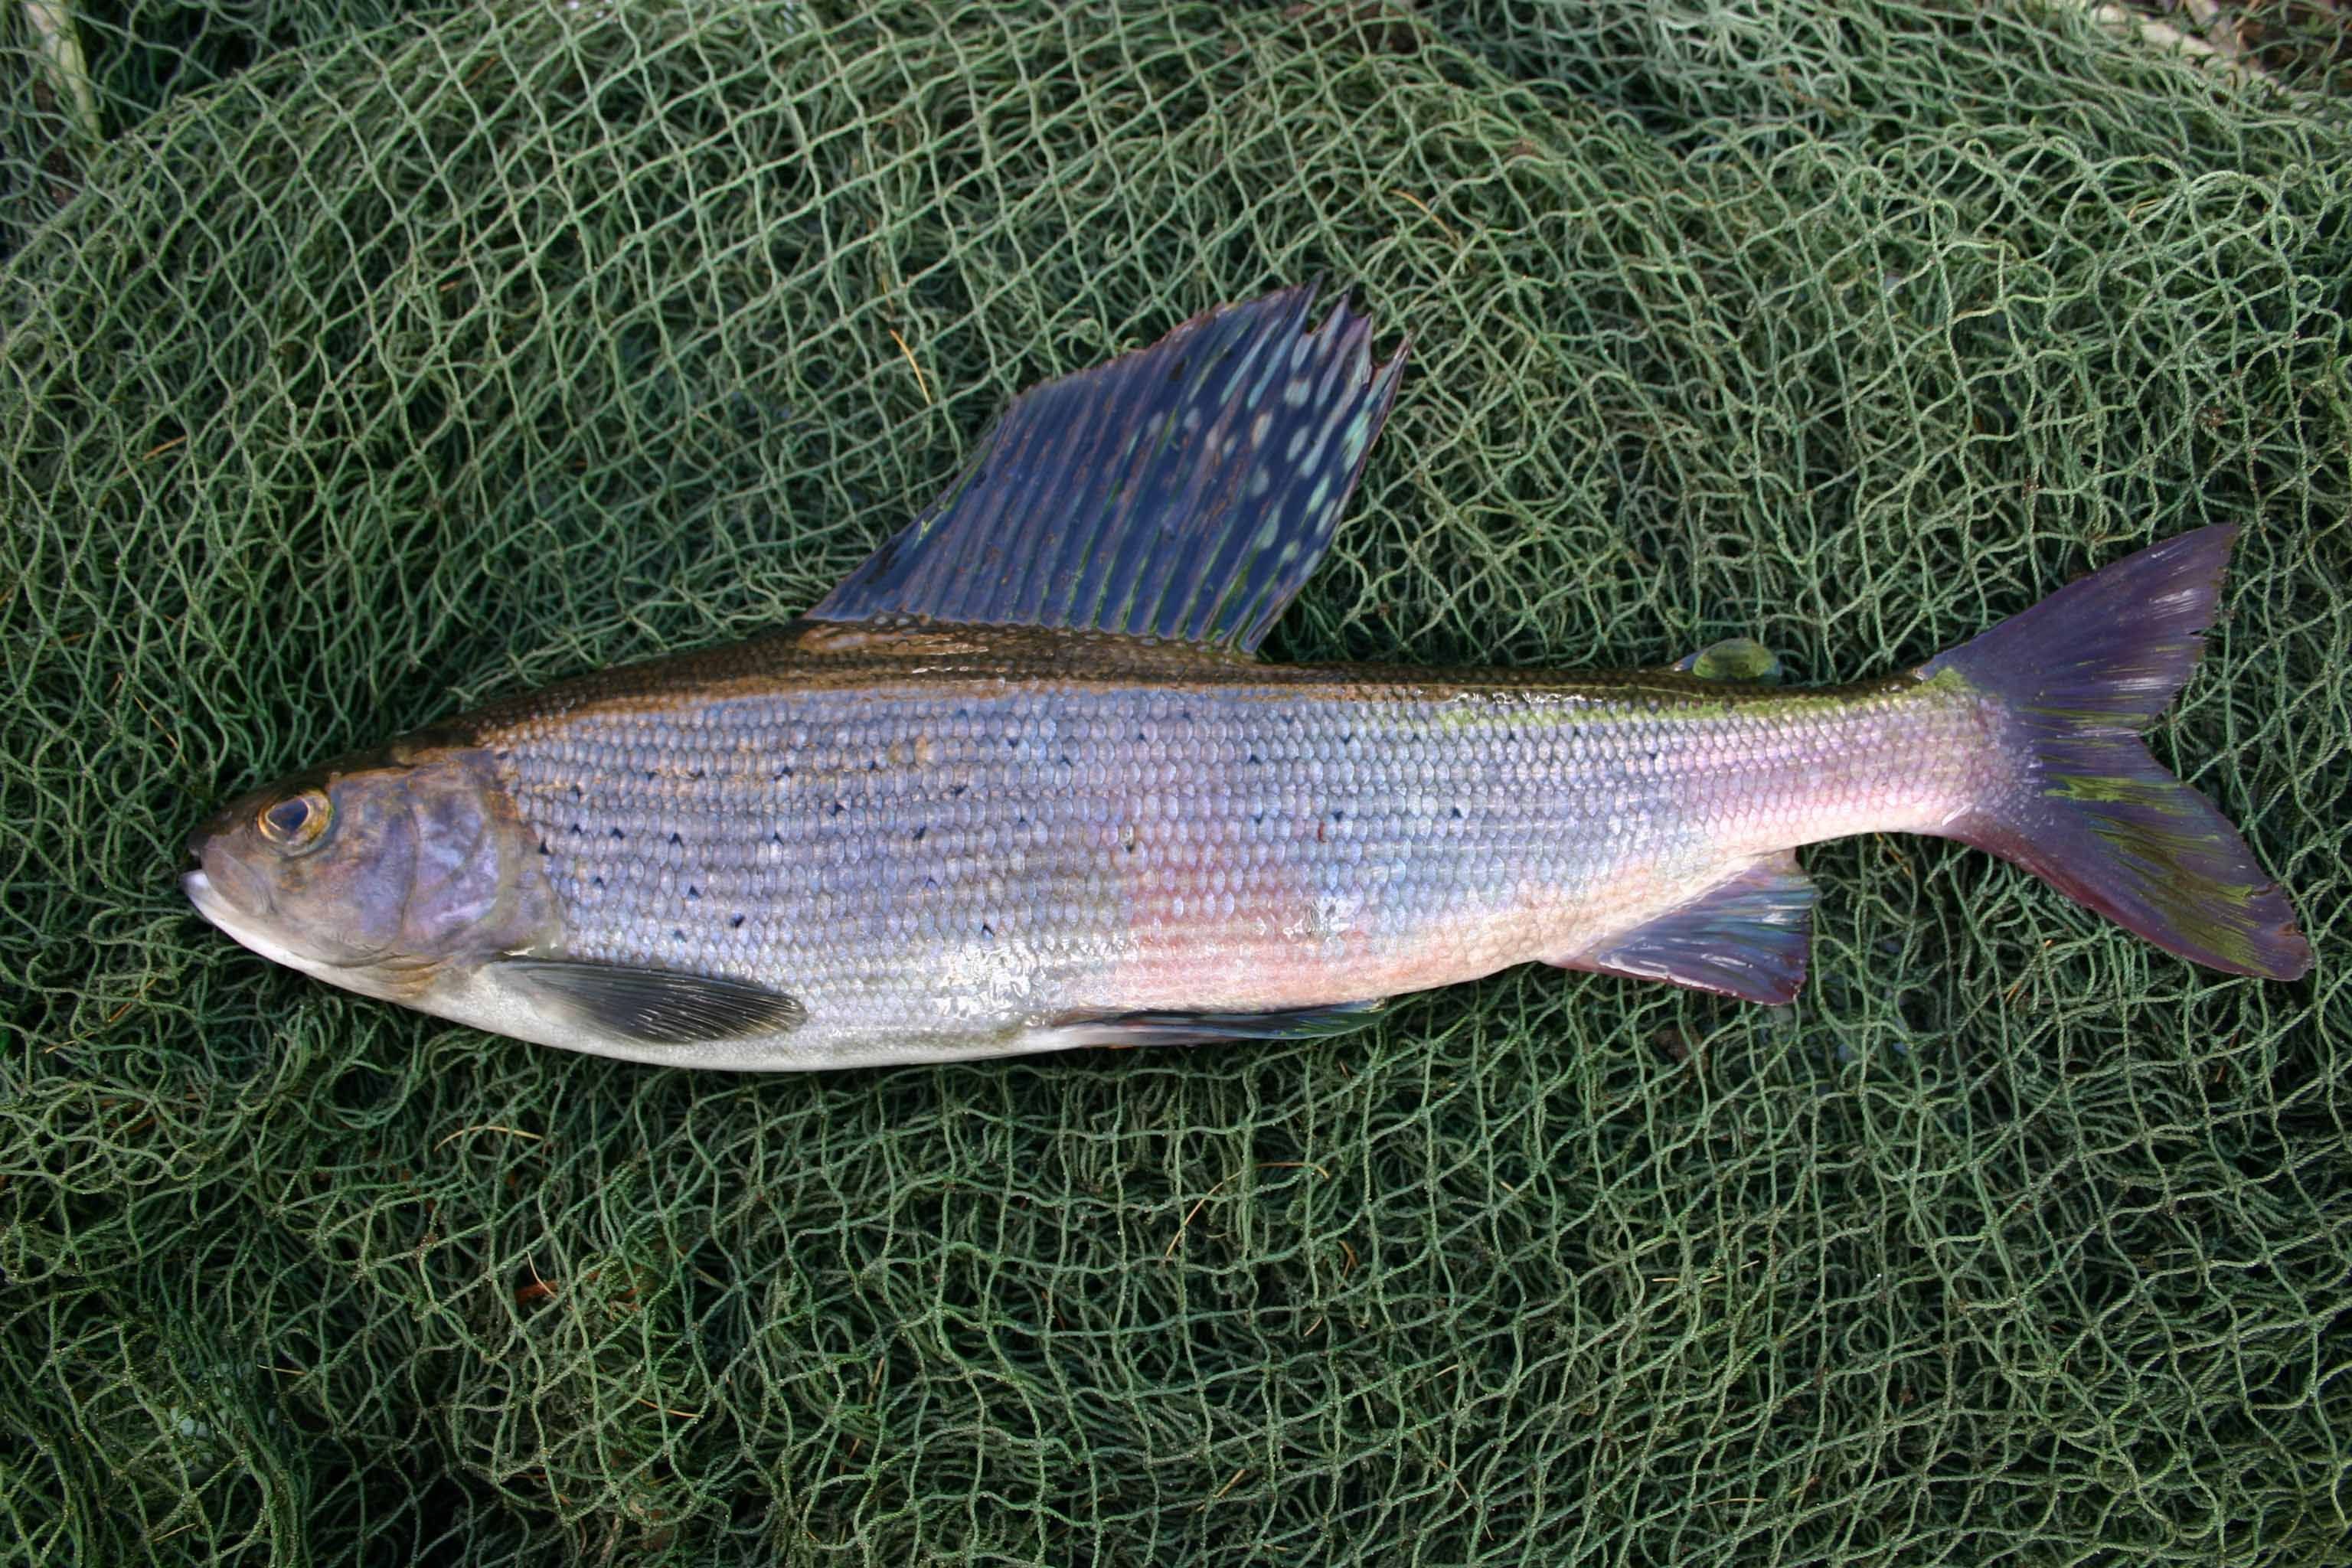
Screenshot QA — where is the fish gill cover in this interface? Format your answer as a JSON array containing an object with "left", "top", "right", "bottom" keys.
[{"left": 1, "top": 1, "right": 2347, "bottom": 1562}]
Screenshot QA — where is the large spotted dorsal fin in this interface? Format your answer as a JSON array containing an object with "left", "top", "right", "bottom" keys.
[{"left": 805, "top": 286, "right": 1406, "bottom": 654}]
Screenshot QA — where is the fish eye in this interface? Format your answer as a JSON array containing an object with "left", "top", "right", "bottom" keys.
[{"left": 256, "top": 788, "right": 332, "bottom": 854}]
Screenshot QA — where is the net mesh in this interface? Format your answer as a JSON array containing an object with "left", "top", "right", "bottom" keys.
[{"left": 4, "top": 1, "right": 2348, "bottom": 1561}]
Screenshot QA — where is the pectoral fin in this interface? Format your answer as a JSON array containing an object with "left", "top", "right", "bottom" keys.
[
  {"left": 1553, "top": 854, "right": 1816, "bottom": 1004},
  {"left": 492, "top": 958, "right": 805, "bottom": 1046}
]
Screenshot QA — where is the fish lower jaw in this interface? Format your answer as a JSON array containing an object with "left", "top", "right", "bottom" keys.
[
  {"left": 184, "top": 869, "right": 328, "bottom": 978},
  {"left": 181, "top": 870, "right": 443, "bottom": 1004}
]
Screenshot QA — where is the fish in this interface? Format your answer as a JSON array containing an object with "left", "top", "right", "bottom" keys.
[{"left": 182, "top": 285, "right": 2312, "bottom": 1070}]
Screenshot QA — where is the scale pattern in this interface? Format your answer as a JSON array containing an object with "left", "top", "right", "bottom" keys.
[{"left": 485, "top": 652, "right": 1999, "bottom": 1065}]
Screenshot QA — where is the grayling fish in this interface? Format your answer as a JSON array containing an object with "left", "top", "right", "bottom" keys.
[{"left": 184, "top": 286, "right": 2311, "bottom": 1070}]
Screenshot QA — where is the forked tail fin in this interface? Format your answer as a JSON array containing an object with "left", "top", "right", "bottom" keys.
[{"left": 1925, "top": 525, "right": 2310, "bottom": 980}]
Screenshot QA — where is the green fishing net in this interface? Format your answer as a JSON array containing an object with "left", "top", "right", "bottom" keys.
[{"left": 3, "top": 1, "right": 2347, "bottom": 1560}]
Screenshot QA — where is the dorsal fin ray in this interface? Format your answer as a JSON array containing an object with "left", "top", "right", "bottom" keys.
[{"left": 806, "top": 285, "right": 1407, "bottom": 653}]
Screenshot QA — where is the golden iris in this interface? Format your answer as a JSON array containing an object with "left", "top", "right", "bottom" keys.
[{"left": 256, "top": 788, "right": 331, "bottom": 852}]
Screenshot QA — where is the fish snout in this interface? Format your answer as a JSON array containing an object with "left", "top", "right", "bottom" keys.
[{"left": 184, "top": 848, "right": 260, "bottom": 920}]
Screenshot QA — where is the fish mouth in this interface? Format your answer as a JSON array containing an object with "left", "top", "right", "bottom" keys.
[
  {"left": 181, "top": 864, "right": 321, "bottom": 975},
  {"left": 181, "top": 867, "right": 221, "bottom": 924},
  {"left": 181, "top": 866, "right": 262, "bottom": 949}
]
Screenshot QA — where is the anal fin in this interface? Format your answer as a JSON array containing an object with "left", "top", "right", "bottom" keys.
[
  {"left": 1044, "top": 998, "right": 1387, "bottom": 1049},
  {"left": 1554, "top": 854, "right": 1816, "bottom": 1004}
]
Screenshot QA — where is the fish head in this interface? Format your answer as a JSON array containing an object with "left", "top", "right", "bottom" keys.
[{"left": 182, "top": 740, "right": 557, "bottom": 1003}]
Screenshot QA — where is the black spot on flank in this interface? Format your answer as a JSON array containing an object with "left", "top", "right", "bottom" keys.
[
  {"left": 770, "top": 831, "right": 783, "bottom": 844},
  {"left": 925, "top": 876, "right": 939, "bottom": 890},
  {"left": 951, "top": 783, "right": 969, "bottom": 797},
  {"left": 1137, "top": 731, "right": 1148, "bottom": 742},
  {"left": 1647, "top": 749, "right": 1659, "bottom": 763},
  {"left": 570, "top": 783, "right": 583, "bottom": 800},
  {"left": 776, "top": 766, "right": 792, "bottom": 779},
  {"left": 688, "top": 885, "right": 701, "bottom": 900},
  {"left": 867, "top": 759, "right": 880, "bottom": 771},
  {"left": 830, "top": 801, "right": 845, "bottom": 816},
  {"left": 645, "top": 770, "right": 657, "bottom": 781},
  {"left": 1007, "top": 737, "right": 1021, "bottom": 749},
  {"left": 1060, "top": 754, "right": 1073, "bottom": 766},
  {"left": 538, "top": 843, "right": 550, "bottom": 857},
  {"left": 980, "top": 923, "right": 995, "bottom": 939},
  {"left": 669, "top": 831, "right": 683, "bottom": 847},
  {"left": 730, "top": 913, "right": 745, "bottom": 929},
  {"left": 1248, "top": 753, "right": 1261, "bottom": 764},
  {"left": 913, "top": 826, "right": 927, "bottom": 841},
  {"left": 609, "top": 827, "right": 625, "bottom": 840},
  {"left": 1449, "top": 806, "right": 1464, "bottom": 819},
  {"left": 570, "top": 823, "right": 582, "bottom": 835},
  {"left": 592, "top": 876, "right": 605, "bottom": 890},
  {"left": 672, "top": 929, "right": 686, "bottom": 942},
  {"left": 1332, "top": 809, "right": 1345, "bottom": 822}
]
